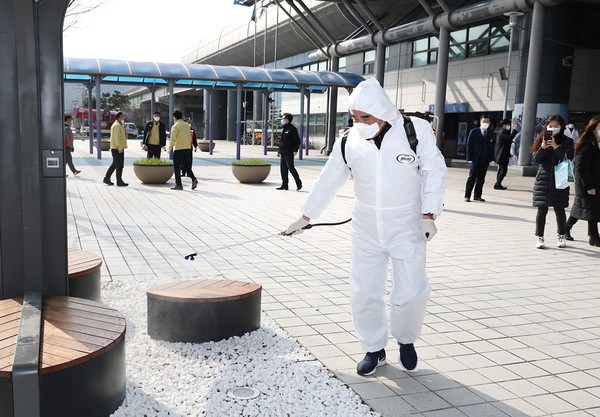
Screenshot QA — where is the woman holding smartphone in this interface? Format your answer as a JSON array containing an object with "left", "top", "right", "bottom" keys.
[{"left": 530, "top": 115, "right": 574, "bottom": 249}]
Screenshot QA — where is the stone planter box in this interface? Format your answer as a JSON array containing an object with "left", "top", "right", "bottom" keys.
[
  {"left": 133, "top": 163, "right": 174, "bottom": 184},
  {"left": 231, "top": 162, "right": 271, "bottom": 183},
  {"left": 198, "top": 141, "right": 215, "bottom": 152},
  {"left": 95, "top": 141, "right": 110, "bottom": 151}
]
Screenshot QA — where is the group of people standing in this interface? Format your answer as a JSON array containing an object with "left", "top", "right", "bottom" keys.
[
  {"left": 463, "top": 113, "right": 600, "bottom": 249},
  {"left": 102, "top": 110, "right": 198, "bottom": 190}
]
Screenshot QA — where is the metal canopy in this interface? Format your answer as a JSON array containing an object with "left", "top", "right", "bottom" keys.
[{"left": 63, "top": 57, "right": 364, "bottom": 92}]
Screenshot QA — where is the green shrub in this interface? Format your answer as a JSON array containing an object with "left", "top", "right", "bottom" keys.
[
  {"left": 133, "top": 157, "right": 174, "bottom": 166},
  {"left": 231, "top": 159, "right": 271, "bottom": 166},
  {"left": 100, "top": 138, "right": 110, "bottom": 143}
]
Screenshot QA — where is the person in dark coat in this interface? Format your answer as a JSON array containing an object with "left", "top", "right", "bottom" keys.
[
  {"left": 276, "top": 112, "right": 302, "bottom": 191},
  {"left": 142, "top": 111, "right": 167, "bottom": 159},
  {"left": 494, "top": 118, "right": 517, "bottom": 190},
  {"left": 565, "top": 115, "right": 600, "bottom": 246},
  {"left": 530, "top": 115, "right": 574, "bottom": 249},
  {"left": 464, "top": 115, "right": 494, "bottom": 202}
]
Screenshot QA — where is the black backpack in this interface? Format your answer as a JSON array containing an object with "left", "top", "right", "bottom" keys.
[{"left": 341, "top": 115, "right": 418, "bottom": 165}]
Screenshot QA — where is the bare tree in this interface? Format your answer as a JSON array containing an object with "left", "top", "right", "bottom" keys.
[{"left": 63, "top": 0, "right": 105, "bottom": 32}]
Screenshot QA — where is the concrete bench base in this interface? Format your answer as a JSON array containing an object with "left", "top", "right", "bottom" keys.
[{"left": 147, "top": 279, "right": 262, "bottom": 343}]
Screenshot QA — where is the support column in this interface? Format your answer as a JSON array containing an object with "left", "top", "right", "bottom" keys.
[
  {"left": 299, "top": 86, "right": 305, "bottom": 160},
  {"left": 227, "top": 90, "right": 237, "bottom": 142},
  {"left": 519, "top": 2, "right": 545, "bottom": 166},
  {"left": 95, "top": 75, "right": 102, "bottom": 160},
  {"left": 434, "top": 26, "right": 450, "bottom": 150},
  {"left": 236, "top": 84, "right": 242, "bottom": 160},
  {"left": 87, "top": 84, "right": 93, "bottom": 154},
  {"left": 326, "top": 57, "right": 339, "bottom": 155},
  {"left": 150, "top": 86, "right": 157, "bottom": 116},
  {"left": 0, "top": 0, "right": 69, "bottom": 296},
  {"left": 375, "top": 42, "right": 386, "bottom": 85},
  {"left": 168, "top": 79, "right": 175, "bottom": 131}
]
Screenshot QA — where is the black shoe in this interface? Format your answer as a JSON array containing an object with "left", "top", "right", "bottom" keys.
[
  {"left": 276, "top": 186, "right": 288, "bottom": 190},
  {"left": 494, "top": 184, "right": 507, "bottom": 190},
  {"left": 565, "top": 230, "right": 574, "bottom": 241},
  {"left": 103, "top": 178, "right": 114, "bottom": 186},
  {"left": 297, "top": 184, "right": 302, "bottom": 191},
  {"left": 399, "top": 343, "right": 418, "bottom": 371},
  {"left": 191, "top": 180, "right": 198, "bottom": 190},
  {"left": 590, "top": 236, "right": 600, "bottom": 247},
  {"left": 171, "top": 185, "right": 183, "bottom": 190},
  {"left": 464, "top": 197, "right": 471, "bottom": 202},
  {"left": 356, "top": 349, "right": 386, "bottom": 376},
  {"left": 117, "top": 181, "right": 128, "bottom": 187},
  {"left": 474, "top": 197, "right": 486, "bottom": 202}
]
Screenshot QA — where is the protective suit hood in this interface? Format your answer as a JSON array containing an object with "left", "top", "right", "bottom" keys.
[{"left": 348, "top": 78, "right": 401, "bottom": 125}]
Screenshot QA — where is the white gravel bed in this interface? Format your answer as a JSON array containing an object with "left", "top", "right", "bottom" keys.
[{"left": 104, "top": 276, "right": 380, "bottom": 417}]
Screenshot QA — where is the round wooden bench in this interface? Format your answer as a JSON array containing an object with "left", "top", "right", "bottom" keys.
[
  {"left": 0, "top": 296, "right": 126, "bottom": 417},
  {"left": 147, "top": 279, "right": 262, "bottom": 343},
  {"left": 68, "top": 248, "right": 102, "bottom": 302}
]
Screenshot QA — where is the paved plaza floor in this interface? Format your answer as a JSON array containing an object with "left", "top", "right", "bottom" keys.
[{"left": 67, "top": 138, "right": 600, "bottom": 417}]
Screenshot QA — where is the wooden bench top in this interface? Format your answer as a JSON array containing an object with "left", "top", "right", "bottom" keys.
[
  {"left": 0, "top": 296, "right": 125, "bottom": 378},
  {"left": 68, "top": 248, "right": 102, "bottom": 278},
  {"left": 146, "top": 279, "right": 262, "bottom": 303}
]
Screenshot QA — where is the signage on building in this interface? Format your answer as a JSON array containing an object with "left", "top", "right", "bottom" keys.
[{"left": 428, "top": 103, "right": 468, "bottom": 113}]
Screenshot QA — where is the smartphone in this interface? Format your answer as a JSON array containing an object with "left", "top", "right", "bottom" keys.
[{"left": 544, "top": 130, "right": 552, "bottom": 142}]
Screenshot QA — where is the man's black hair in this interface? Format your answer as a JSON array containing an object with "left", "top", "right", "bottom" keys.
[
  {"left": 115, "top": 111, "right": 124, "bottom": 119},
  {"left": 283, "top": 112, "right": 293, "bottom": 123},
  {"left": 500, "top": 118, "right": 511, "bottom": 126},
  {"left": 153, "top": 111, "right": 161, "bottom": 115},
  {"left": 64, "top": 114, "right": 72, "bottom": 122},
  {"left": 173, "top": 110, "right": 183, "bottom": 120},
  {"left": 480, "top": 114, "right": 491, "bottom": 121}
]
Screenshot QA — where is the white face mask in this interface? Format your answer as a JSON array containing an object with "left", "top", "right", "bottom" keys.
[
  {"left": 480, "top": 123, "right": 490, "bottom": 130},
  {"left": 548, "top": 127, "right": 561, "bottom": 135},
  {"left": 353, "top": 122, "right": 381, "bottom": 140},
  {"left": 153, "top": 116, "right": 160, "bottom": 122},
  {"left": 281, "top": 119, "right": 288, "bottom": 125}
]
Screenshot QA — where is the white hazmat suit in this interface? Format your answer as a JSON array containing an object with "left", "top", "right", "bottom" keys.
[{"left": 299, "top": 78, "right": 447, "bottom": 353}]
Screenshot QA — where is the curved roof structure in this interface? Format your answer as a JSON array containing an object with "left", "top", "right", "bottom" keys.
[{"left": 63, "top": 57, "right": 364, "bottom": 93}]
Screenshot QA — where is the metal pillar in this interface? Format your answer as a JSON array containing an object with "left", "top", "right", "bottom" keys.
[
  {"left": 434, "top": 26, "right": 450, "bottom": 149},
  {"left": 236, "top": 84, "right": 242, "bottom": 160},
  {"left": 150, "top": 86, "right": 156, "bottom": 116},
  {"left": 95, "top": 75, "right": 102, "bottom": 160},
  {"left": 375, "top": 42, "right": 386, "bottom": 85},
  {"left": 168, "top": 79, "right": 175, "bottom": 131},
  {"left": 519, "top": 1, "right": 546, "bottom": 166},
  {"left": 227, "top": 90, "right": 238, "bottom": 141},
  {"left": 306, "top": 91, "right": 311, "bottom": 154},
  {"left": 326, "top": 57, "right": 340, "bottom": 155},
  {"left": 502, "top": 13, "right": 521, "bottom": 119},
  {"left": 299, "top": 86, "right": 305, "bottom": 160},
  {"left": 87, "top": 84, "right": 93, "bottom": 154}
]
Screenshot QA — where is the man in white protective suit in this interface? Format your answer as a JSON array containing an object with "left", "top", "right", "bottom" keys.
[{"left": 284, "top": 78, "right": 447, "bottom": 376}]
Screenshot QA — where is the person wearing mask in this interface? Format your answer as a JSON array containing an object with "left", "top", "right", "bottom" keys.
[
  {"left": 564, "top": 120, "right": 580, "bottom": 141},
  {"left": 530, "top": 115, "right": 574, "bottom": 249},
  {"left": 276, "top": 113, "right": 302, "bottom": 191},
  {"left": 142, "top": 111, "right": 167, "bottom": 159},
  {"left": 64, "top": 115, "right": 81, "bottom": 176},
  {"left": 169, "top": 110, "right": 198, "bottom": 191},
  {"left": 283, "top": 79, "right": 447, "bottom": 376},
  {"left": 565, "top": 116, "right": 600, "bottom": 246},
  {"left": 464, "top": 115, "right": 494, "bottom": 202},
  {"left": 103, "top": 112, "right": 128, "bottom": 187},
  {"left": 494, "top": 118, "right": 517, "bottom": 190}
]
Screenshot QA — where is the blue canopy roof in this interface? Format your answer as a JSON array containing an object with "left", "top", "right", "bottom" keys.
[{"left": 63, "top": 57, "right": 364, "bottom": 93}]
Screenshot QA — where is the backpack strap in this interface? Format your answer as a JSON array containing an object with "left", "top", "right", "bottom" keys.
[{"left": 341, "top": 115, "right": 419, "bottom": 165}]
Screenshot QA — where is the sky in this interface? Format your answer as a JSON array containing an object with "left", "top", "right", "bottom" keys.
[{"left": 63, "top": 0, "right": 254, "bottom": 62}]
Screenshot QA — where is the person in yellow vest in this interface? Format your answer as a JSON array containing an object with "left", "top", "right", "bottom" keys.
[
  {"left": 180, "top": 117, "right": 198, "bottom": 177},
  {"left": 103, "top": 112, "right": 128, "bottom": 186},
  {"left": 64, "top": 115, "right": 81, "bottom": 176},
  {"left": 142, "top": 111, "right": 167, "bottom": 159},
  {"left": 169, "top": 110, "right": 198, "bottom": 190}
]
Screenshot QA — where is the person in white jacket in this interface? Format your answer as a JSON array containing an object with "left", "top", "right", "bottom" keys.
[{"left": 284, "top": 78, "right": 447, "bottom": 376}]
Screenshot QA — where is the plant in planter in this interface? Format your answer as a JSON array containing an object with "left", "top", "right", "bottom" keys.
[
  {"left": 132, "top": 158, "right": 174, "bottom": 184},
  {"left": 231, "top": 159, "right": 271, "bottom": 183},
  {"left": 94, "top": 138, "right": 111, "bottom": 151},
  {"left": 198, "top": 139, "right": 215, "bottom": 152}
]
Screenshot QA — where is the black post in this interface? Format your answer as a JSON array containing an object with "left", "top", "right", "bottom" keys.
[{"left": 0, "top": 0, "right": 69, "bottom": 300}]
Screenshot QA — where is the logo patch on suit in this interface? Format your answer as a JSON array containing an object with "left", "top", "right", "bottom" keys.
[{"left": 396, "top": 154, "right": 415, "bottom": 164}]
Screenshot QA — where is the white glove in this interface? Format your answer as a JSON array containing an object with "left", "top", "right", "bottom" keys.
[
  {"left": 284, "top": 217, "right": 309, "bottom": 236},
  {"left": 421, "top": 218, "right": 437, "bottom": 241}
]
